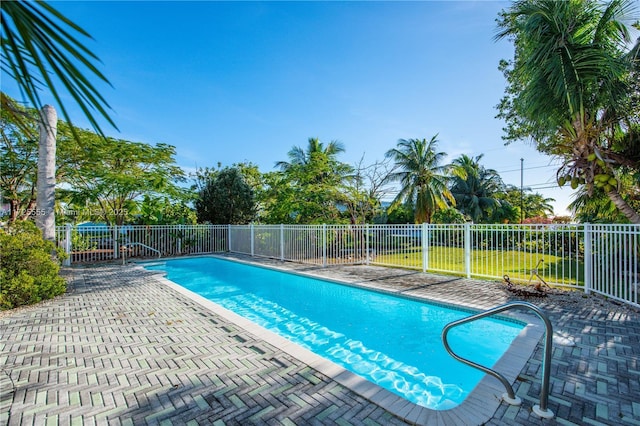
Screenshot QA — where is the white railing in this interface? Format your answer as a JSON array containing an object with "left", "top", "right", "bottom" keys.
[
  {"left": 56, "top": 224, "right": 228, "bottom": 264},
  {"left": 56, "top": 223, "right": 640, "bottom": 308},
  {"left": 587, "top": 224, "right": 639, "bottom": 307}
]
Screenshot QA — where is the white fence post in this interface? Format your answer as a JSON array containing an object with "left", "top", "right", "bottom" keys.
[
  {"left": 422, "top": 223, "right": 428, "bottom": 273},
  {"left": 63, "top": 223, "right": 72, "bottom": 266},
  {"left": 365, "top": 224, "right": 370, "bottom": 266},
  {"left": 464, "top": 223, "right": 471, "bottom": 278},
  {"left": 250, "top": 223, "right": 255, "bottom": 257},
  {"left": 584, "top": 223, "right": 592, "bottom": 295},
  {"left": 228, "top": 224, "right": 232, "bottom": 252},
  {"left": 322, "top": 224, "right": 327, "bottom": 267},
  {"left": 280, "top": 224, "right": 285, "bottom": 261}
]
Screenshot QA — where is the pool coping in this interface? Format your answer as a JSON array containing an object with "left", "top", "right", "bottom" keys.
[{"left": 140, "top": 255, "right": 546, "bottom": 426}]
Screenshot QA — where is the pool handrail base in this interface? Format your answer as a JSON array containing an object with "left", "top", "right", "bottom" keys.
[{"left": 441, "top": 301, "right": 554, "bottom": 418}]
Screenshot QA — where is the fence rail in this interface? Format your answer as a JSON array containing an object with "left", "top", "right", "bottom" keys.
[{"left": 56, "top": 223, "right": 640, "bottom": 308}]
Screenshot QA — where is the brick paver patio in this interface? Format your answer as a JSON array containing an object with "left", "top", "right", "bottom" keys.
[{"left": 1, "top": 254, "right": 639, "bottom": 425}]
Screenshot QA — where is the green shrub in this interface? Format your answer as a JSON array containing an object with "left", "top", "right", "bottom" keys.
[{"left": 0, "top": 221, "right": 67, "bottom": 310}]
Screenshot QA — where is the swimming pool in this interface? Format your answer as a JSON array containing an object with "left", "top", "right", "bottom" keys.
[{"left": 144, "top": 257, "right": 525, "bottom": 410}]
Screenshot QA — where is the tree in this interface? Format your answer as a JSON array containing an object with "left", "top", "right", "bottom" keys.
[
  {"left": 1, "top": 0, "right": 116, "bottom": 137},
  {"left": 449, "top": 154, "right": 505, "bottom": 223},
  {"left": 58, "top": 125, "right": 185, "bottom": 225},
  {"left": 136, "top": 195, "right": 197, "bottom": 225},
  {"left": 195, "top": 167, "right": 256, "bottom": 224},
  {"left": 35, "top": 105, "right": 56, "bottom": 240},
  {"left": 275, "top": 137, "right": 347, "bottom": 174},
  {"left": 0, "top": 101, "right": 39, "bottom": 221},
  {"left": 431, "top": 207, "right": 467, "bottom": 224},
  {"left": 496, "top": 185, "right": 555, "bottom": 222},
  {"left": 385, "top": 136, "right": 454, "bottom": 223},
  {"left": 496, "top": 0, "right": 640, "bottom": 223},
  {"left": 342, "top": 156, "right": 394, "bottom": 224},
  {"left": 265, "top": 137, "right": 352, "bottom": 224},
  {"left": 569, "top": 171, "right": 640, "bottom": 222}
]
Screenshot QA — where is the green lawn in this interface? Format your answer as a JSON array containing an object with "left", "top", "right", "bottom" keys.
[{"left": 374, "top": 246, "right": 584, "bottom": 287}]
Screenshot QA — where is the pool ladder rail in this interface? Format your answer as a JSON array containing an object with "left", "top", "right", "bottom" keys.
[
  {"left": 121, "top": 242, "right": 161, "bottom": 265},
  {"left": 441, "top": 301, "right": 554, "bottom": 419}
]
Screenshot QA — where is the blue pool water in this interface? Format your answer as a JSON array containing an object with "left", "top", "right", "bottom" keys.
[{"left": 145, "top": 257, "right": 524, "bottom": 410}]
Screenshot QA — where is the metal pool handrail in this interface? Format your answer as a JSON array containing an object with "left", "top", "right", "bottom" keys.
[
  {"left": 121, "top": 242, "right": 161, "bottom": 265},
  {"left": 441, "top": 301, "right": 554, "bottom": 419}
]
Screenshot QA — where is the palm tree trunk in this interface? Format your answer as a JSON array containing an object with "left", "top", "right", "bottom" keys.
[
  {"left": 606, "top": 188, "right": 640, "bottom": 224},
  {"left": 36, "top": 105, "right": 57, "bottom": 241}
]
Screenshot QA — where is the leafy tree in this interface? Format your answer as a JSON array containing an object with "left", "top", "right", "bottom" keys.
[
  {"left": 385, "top": 136, "right": 454, "bottom": 223},
  {"left": 431, "top": 207, "right": 467, "bottom": 224},
  {"left": 58, "top": 124, "right": 185, "bottom": 225},
  {"left": 0, "top": 102, "right": 39, "bottom": 221},
  {"left": 450, "top": 154, "right": 506, "bottom": 223},
  {"left": 195, "top": 167, "right": 256, "bottom": 224},
  {"left": 485, "top": 200, "right": 520, "bottom": 224},
  {"left": 496, "top": 184, "right": 555, "bottom": 222},
  {"left": 385, "top": 201, "right": 415, "bottom": 224},
  {"left": 496, "top": 0, "right": 640, "bottom": 223},
  {"left": 259, "top": 171, "right": 296, "bottom": 224},
  {"left": 137, "top": 195, "right": 197, "bottom": 225}
]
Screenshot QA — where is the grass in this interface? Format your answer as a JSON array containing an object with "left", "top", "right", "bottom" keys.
[{"left": 374, "top": 246, "right": 584, "bottom": 287}]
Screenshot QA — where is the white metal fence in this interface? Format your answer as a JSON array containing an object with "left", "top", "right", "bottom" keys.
[{"left": 56, "top": 223, "right": 639, "bottom": 308}]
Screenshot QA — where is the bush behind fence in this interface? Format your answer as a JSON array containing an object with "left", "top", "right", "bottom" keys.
[{"left": 56, "top": 223, "right": 639, "bottom": 308}]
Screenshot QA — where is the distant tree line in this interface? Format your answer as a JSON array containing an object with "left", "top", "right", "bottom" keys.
[{"left": 7, "top": 98, "right": 640, "bottom": 226}]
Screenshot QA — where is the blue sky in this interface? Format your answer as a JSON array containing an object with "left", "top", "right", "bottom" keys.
[{"left": 3, "top": 0, "right": 577, "bottom": 215}]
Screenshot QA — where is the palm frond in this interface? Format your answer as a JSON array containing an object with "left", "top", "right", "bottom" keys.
[{"left": 1, "top": 0, "right": 116, "bottom": 137}]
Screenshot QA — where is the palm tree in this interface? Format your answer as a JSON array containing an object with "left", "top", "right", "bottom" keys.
[
  {"left": 450, "top": 154, "right": 505, "bottom": 223},
  {"left": 35, "top": 105, "right": 57, "bottom": 240},
  {"left": 276, "top": 137, "right": 352, "bottom": 185},
  {"left": 385, "top": 136, "right": 454, "bottom": 223},
  {"left": 523, "top": 192, "right": 555, "bottom": 219},
  {"left": 277, "top": 137, "right": 344, "bottom": 167},
  {"left": 272, "top": 137, "right": 352, "bottom": 224},
  {"left": 569, "top": 171, "right": 640, "bottom": 223},
  {"left": 496, "top": 0, "right": 640, "bottom": 223}
]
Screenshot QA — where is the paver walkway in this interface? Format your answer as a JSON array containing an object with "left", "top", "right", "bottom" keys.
[{"left": 1, "top": 254, "right": 639, "bottom": 425}]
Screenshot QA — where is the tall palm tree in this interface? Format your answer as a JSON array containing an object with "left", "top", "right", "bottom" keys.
[
  {"left": 276, "top": 137, "right": 352, "bottom": 185},
  {"left": 277, "top": 138, "right": 344, "bottom": 168},
  {"left": 523, "top": 192, "right": 555, "bottom": 219},
  {"left": 385, "top": 136, "right": 454, "bottom": 223},
  {"left": 496, "top": 0, "right": 640, "bottom": 223},
  {"left": 450, "top": 154, "right": 505, "bottom": 223},
  {"left": 35, "top": 105, "right": 56, "bottom": 240},
  {"left": 273, "top": 137, "right": 352, "bottom": 224}
]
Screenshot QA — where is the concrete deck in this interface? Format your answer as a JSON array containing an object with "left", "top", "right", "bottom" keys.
[{"left": 1, "top": 254, "right": 638, "bottom": 425}]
